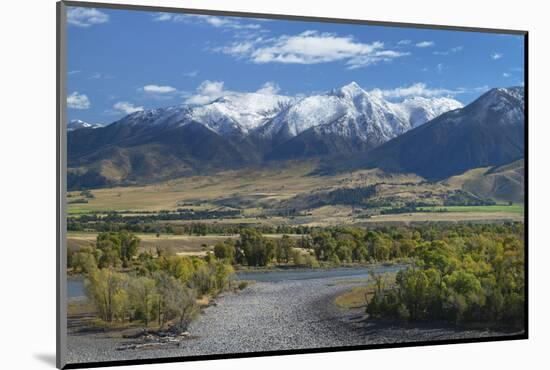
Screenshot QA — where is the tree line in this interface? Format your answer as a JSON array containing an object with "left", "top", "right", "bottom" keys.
[
  {"left": 69, "top": 231, "right": 234, "bottom": 332},
  {"left": 69, "top": 223, "right": 524, "bottom": 330},
  {"left": 68, "top": 219, "right": 315, "bottom": 236},
  {"left": 365, "top": 222, "right": 524, "bottom": 328}
]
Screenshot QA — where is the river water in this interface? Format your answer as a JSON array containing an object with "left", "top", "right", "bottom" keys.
[{"left": 67, "top": 264, "right": 405, "bottom": 298}]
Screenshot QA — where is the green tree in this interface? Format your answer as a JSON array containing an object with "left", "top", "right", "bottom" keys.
[
  {"left": 84, "top": 268, "right": 129, "bottom": 323},
  {"left": 128, "top": 276, "right": 157, "bottom": 326}
]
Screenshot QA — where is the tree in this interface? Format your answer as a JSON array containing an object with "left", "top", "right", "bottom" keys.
[
  {"left": 169, "top": 284, "right": 199, "bottom": 332},
  {"left": 312, "top": 232, "right": 336, "bottom": 261},
  {"left": 213, "top": 242, "right": 235, "bottom": 263},
  {"left": 71, "top": 248, "right": 97, "bottom": 274},
  {"left": 276, "top": 235, "right": 295, "bottom": 263},
  {"left": 119, "top": 231, "right": 140, "bottom": 267},
  {"left": 84, "top": 268, "right": 129, "bottom": 323},
  {"left": 128, "top": 276, "right": 157, "bottom": 326},
  {"left": 235, "top": 228, "right": 275, "bottom": 266},
  {"left": 291, "top": 249, "right": 304, "bottom": 266}
]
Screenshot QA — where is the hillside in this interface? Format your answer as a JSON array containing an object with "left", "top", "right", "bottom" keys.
[
  {"left": 329, "top": 87, "right": 524, "bottom": 181},
  {"left": 443, "top": 159, "right": 524, "bottom": 203},
  {"left": 67, "top": 82, "right": 462, "bottom": 189}
]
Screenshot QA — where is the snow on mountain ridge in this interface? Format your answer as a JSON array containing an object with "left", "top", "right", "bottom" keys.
[
  {"left": 467, "top": 86, "right": 524, "bottom": 126},
  {"left": 189, "top": 92, "right": 295, "bottom": 134},
  {"left": 260, "top": 81, "right": 463, "bottom": 143},
  {"left": 67, "top": 119, "right": 103, "bottom": 131},
  {"left": 108, "top": 81, "right": 464, "bottom": 143},
  {"left": 111, "top": 91, "right": 294, "bottom": 135}
]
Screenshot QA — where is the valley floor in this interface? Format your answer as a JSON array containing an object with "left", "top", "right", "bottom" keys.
[{"left": 66, "top": 273, "right": 517, "bottom": 365}]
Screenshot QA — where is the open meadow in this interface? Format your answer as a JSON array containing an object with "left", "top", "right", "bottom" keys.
[{"left": 68, "top": 162, "right": 523, "bottom": 228}]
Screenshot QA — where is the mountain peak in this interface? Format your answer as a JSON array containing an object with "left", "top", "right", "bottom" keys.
[
  {"left": 336, "top": 81, "right": 366, "bottom": 97},
  {"left": 471, "top": 86, "right": 524, "bottom": 116},
  {"left": 67, "top": 119, "right": 103, "bottom": 131}
]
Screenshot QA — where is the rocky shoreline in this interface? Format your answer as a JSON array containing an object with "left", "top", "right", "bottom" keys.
[{"left": 66, "top": 276, "right": 520, "bottom": 365}]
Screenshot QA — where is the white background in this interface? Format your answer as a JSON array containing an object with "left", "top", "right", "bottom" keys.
[{"left": 1, "top": 0, "right": 548, "bottom": 368}]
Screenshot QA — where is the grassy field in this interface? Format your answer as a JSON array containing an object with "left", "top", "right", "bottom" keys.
[
  {"left": 67, "top": 232, "right": 305, "bottom": 255},
  {"left": 333, "top": 286, "right": 371, "bottom": 309},
  {"left": 67, "top": 162, "right": 524, "bottom": 226},
  {"left": 67, "top": 162, "right": 421, "bottom": 215},
  {"left": 418, "top": 204, "right": 524, "bottom": 214},
  {"left": 333, "top": 273, "right": 397, "bottom": 309},
  {"left": 360, "top": 211, "right": 523, "bottom": 225}
]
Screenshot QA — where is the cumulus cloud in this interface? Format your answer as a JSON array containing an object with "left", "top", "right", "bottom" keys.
[
  {"left": 397, "top": 39, "right": 412, "bottom": 45},
  {"left": 256, "top": 81, "right": 281, "bottom": 95},
  {"left": 142, "top": 84, "right": 177, "bottom": 94},
  {"left": 67, "top": 7, "right": 109, "bottom": 27},
  {"left": 185, "top": 80, "right": 226, "bottom": 105},
  {"left": 416, "top": 41, "right": 434, "bottom": 48},
  {"left": 503, "top": 72, "right": 511, "bottom": 78},
  {"left": 491, "top": 52, "right": 503, "bottom": 60},
  {"left": 67, "top": 92, "right": 90, "bottom": 109},
  {"left": 185, "top": 80, "right": 283, "bottom": 105},
  {"left": 113, "top": 101, "right": 144, "bottom": 114},
  {"left": 218, "top": 30, "right": 408, "bottom": 69},
  {"left": 152, "top": 13, "right": 261, "bottom": 29}
]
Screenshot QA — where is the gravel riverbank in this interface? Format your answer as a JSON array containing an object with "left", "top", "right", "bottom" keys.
[{"left": 66, "top": 276, "right": 518, "bottom": 365}]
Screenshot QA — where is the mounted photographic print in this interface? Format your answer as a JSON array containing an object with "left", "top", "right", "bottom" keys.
[{"left": 57, "top": 1, "right": 528, "bottom": 368}]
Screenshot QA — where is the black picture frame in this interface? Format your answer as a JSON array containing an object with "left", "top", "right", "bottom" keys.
[{"left": 56, "top": 1, "right": 529, "bottom": 368}]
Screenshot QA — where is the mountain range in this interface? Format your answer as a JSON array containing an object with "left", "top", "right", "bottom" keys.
[
  {"left": 67, "top": 82, "right": 524, "bottom": 189},
  {"left": 325, "top": 86, "right": 525, "bottom": 180}
]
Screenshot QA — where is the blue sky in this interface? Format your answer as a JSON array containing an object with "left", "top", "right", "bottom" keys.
[{"left": 66, "top": 6, "right": 525, "bottom": 124}]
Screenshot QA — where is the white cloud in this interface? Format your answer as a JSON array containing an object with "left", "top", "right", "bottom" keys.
[
  {"left": 416, "top": 41, "right": 434, "bottom": 48},
  {"left": 183, "top": 70, "right": 199, "bottom": 78},
  {"left": 371, "top": 83, "right": 489, "bottom": 99},
  {"left": 142, "top": 84, "right": 177, "bottom": 94},
  {"left": 185, "top": 80, "right": 226, "bottom": 105},
  {"left": 67, "top": 92, "right": 90, "bottom": 109},
  {"left": 436, "top": 63, "right": 445, "bottom": 74},
  {"left": 152, "top": 13, "right": 260, "bottom": 29},
  {"left": 433, "top": 46, "right": 463, "bottom": 56},
  {"left": 397, "top": 39, "right": 412, "bottom": 45},
  {"left": 68, "top": 70, "right": 81, "bottom": 75},
  {"left": 88, "top": 72, "right": 114, "bottom": 80},
  {"left": 491, "top": 52, "right": 503, "bottom": 60},
  {"left": 152, "top": 12, "right": 173, "bottom": 22},
  {"left": 67, "top": 7, "right": 109, "bottom": 27},
  {"left": 218, "top": 30, "right": 408, "bottom": 69},
  {"left": 503, "top": 72, "right": 511, "bottom": 78},
  {"left": 185, "top": 80, "right": 283, "bottom": 104},
  {"left": 371, "top": 83, "right": 455, "bottom": 99},
  {"left": 256, "top": 82, "right": 281, "bottom": 95},
  {"left": 113, "top": 101, "right": 144, "bottom": 114}
]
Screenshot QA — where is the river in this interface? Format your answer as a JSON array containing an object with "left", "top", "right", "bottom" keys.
[{"left": 67, "top": 264, "right": 405, "bottom": 298}]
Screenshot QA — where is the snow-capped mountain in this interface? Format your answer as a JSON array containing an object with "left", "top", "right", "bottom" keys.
[
  {"left": 257, "top": 82, "right": 462, "bottom": 144},
  {"left": 110, "top": 92, "right": 294, "bottom": 136},
  {"left": 464, "top": 86, "right": 525, "bottom": 125},
  {"left": 67, "top": 119, "right": 103, "bottom": 131},
  {"left": 334, "top": 86, "right": 525, "bottom": 181},
  {"left": 69, "top": 83, "right": 522, "bottom": 189},
  {"left": 397, "top": 96, "right": 464, "bottom": 128},
  {"left": 107, "top": 81, "right": 461, "bottom": 143}
]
